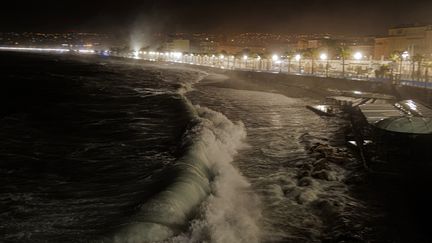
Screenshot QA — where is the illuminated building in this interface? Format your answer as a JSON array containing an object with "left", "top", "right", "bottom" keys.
[{"left": 374, "top": 24, "right": 432, "bottom": 60}]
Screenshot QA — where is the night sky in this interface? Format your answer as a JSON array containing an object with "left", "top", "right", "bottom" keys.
[{"left": 1, "top": 0, "right": 432, "bottom": 35}]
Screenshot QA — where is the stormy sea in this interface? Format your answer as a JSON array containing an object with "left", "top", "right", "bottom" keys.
[{"left": 1, "top": 52, "right": 432, "bottom": 243}]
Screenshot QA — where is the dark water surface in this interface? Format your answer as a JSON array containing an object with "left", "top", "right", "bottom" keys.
[{"left": 0, "top": 53, "right": 196, "bottom": 241}]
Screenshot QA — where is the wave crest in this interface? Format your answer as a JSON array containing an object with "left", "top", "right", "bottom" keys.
[{"left": 107, "top": 70, "right": 260, "bottom": 242}]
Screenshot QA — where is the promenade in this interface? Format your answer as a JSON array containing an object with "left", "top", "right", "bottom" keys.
[{"left": 134, "top": 51, "right": 432, "bottom": 89}]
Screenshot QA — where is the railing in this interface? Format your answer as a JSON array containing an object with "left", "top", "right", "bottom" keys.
[{"left": 135, "top": 52, "right": 432, "bottom": 90}]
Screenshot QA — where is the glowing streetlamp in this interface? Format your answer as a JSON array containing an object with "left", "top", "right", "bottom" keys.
[
  {"left": 353, "top": 52, "right": 363, "bottom": 60},
  {"left": 402, "top": 51, "right": 409, "bottom": 60},
  {"left": 253, "top": 55, "right": 262, "bottom": 70},
  {"left": 243, "top": 55, "right": 248, "bottom": 69},
  {"left": 320, "top": 53, "right": 329, "bottom": 77},
  {"left": 320, "top": 53, "right": 328, "bottom": 60},
  {"left": 399, "top": 51, "right": 410, "bottom": 80},
  {"left": 295, "top": 54, "right": 302, "bottom": 73},
  {"left": 272, "top": 54, "right": 281, "bottom": 72}
]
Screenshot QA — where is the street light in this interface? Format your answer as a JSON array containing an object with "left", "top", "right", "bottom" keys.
[
  {"left": 295, "top": 54, "right": 302, "bottom": 73},
  {"left": 353, "top": 52, "right": 363, "bottom": 60},
  {"left": 272, "top": 54, "right": 280, "bottom": 72},
  {"left": 320, "top": 53, "right": 328, "bottom": 60},
  {"left": 320, "top": 53, "right": 329, "bottom": 77},
  {"left": 243, "top": 55, "right": 248, "bottom": 69},
  {"left": 400, "top": 51, "right": 410, "bottom": 80},
  {"left": 402, "top": 51, "right": 409, "bottom": 60}
]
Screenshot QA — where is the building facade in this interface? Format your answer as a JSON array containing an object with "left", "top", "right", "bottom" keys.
[
  {"left": 374, "top": 25, "right": 432, "bottom": 60},
  {"left": 166, "top": 39, "right": 190, "bottom": 53}
]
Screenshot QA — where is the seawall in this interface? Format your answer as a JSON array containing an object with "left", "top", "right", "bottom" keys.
[{"left": 201, "top": 67, "right": 432, "bottom": 105}]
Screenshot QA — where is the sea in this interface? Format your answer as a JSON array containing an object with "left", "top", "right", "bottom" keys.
[{"left": 1, "top": 52, "right": 432, "bottom": 243}]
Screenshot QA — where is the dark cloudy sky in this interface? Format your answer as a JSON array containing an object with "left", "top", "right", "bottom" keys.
[{"left": 1, "top": 0, "right": 432, "bottom": 35}]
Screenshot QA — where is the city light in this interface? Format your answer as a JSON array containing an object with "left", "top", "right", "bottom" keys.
[
  {"left": 243, "top": 55, "right": 248, "bottom": 60},
  {"left": 272, "top": 54, "right": 279, "bottom": 61},
  {"left": 353, "top": 52, "right": 363, "bottom": 60},
  {"left": 78, "top": 49, "right": 95, "bottom": 54},
  {"left": 0, "top": 46, "right": 70, "bottom": 52},
  {"left": 295, "top": 54, "right": 301, "bottom": 61},
  {"left": 402, "top": 51, "right": 409, "bottom": 60},
  {"left": 219, "top": 54, "right": 224, "bottom": 59},
  {"left": 173, "top": 52, "right": 183, "bottom": 58},
  {"left": 320, "top": 53, "right": 328, "bottom": 60}
]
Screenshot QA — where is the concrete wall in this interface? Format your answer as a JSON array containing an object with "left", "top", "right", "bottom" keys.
[
  {"left": 222, "top": 69, "right": 390, "bottom": 97},
  {"left": 213, "top": 68, "right": 432, "bottom": 105}
]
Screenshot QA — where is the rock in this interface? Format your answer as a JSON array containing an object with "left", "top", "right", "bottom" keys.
[
  {"left": 296, "top": 190, "right": 318, "bottom": 204},
  {"left": 283, "top": 186, "right": 301, "bottom": 198},
  {"left": 300, "top": 163, "right": 313, "bottom": 171},
  {"left": 298, "top": 177, "right": 315, "bottom": 187},
  {"left": 313, "top": 158, "right": 330, "bottom": 171},
  {"left": 312, "top": 170, "right": 338, "bottom": 181},
  {"left": 326, "top": 155, "right": 346, "bottom": 164},
  {"left": 314, "top": 144, "right": 337, "bottom": 157},
  {"left": 312, "top": 170, "right": 329, "bottom": 180},
  {"left": 297, "top": 170, "right": 311, "bottom": 179}
]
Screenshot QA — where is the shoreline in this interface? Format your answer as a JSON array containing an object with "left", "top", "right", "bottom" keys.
[{"left": 207, "top": 68, "right": 432, "bottom": 105}]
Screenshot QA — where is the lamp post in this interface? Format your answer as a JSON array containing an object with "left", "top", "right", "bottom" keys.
[
  {"left": 272, "top": 54, "right": 281, "bottom": 72},
  {"left": 287, "top": 56, "right": 292, "bottom": 74},
  {"left": 320, "top": 53, "right": 328, "bottom": 77},
  {"left": 400, "top": 51, "right": 409, "bottom": 80},
  {"left": 257, "top": 55, "right": 262, "bottom": 71},
  {"left": 243, "top": 55, "right": 248, "bottom": 69},
  {"left": 230, "top": 55, "right": 235, "bottom": 69},
  {"left": 295, "top": 54, "right": 302, "bottom": 73},
  {"left": 219, "top": 54, "right": 224, "bottom": 67},
  {"left": 353, "top": 52, "right": 363, "bottom": 77}
]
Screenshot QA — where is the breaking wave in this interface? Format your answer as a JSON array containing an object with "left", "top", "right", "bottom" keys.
[{"left": 105, "top": 68, "right": 260, "bottom": 243}]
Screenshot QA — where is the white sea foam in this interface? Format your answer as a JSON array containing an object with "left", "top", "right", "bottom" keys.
[
  {"left": 108, "top": 67, "right": 260, "bottom": 243},
  {"left": 170, "top": 106, "right": 261, "bottom": 243}
]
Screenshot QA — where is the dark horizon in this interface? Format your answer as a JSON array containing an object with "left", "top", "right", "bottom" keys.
[{"left": 2, "top": 0, "right": 432, "bottom": 35}]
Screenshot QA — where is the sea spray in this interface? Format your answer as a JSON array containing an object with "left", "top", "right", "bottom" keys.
[{"left": 171, "top": 106, "right": 261, "bottom": 243}]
